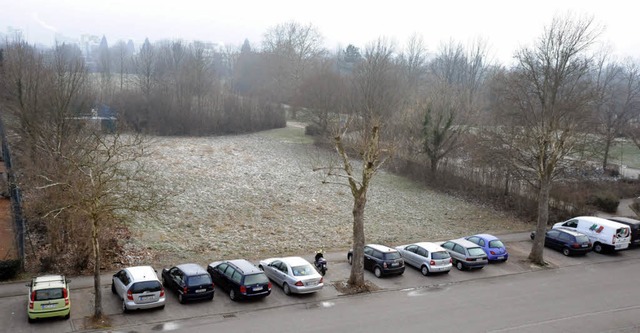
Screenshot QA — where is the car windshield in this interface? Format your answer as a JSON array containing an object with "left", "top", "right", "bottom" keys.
[
  {"left": 575, "top": 235, "right": 589, "bottom": 243},
  {"left": 187, "top": 274, "right": 212, "bottom": 286},
  {"left": 431, "top": 251, "right": 450, "bottom": 259},
  {"left": 130, "top": 281, "right": 162, "bottom": 293},
  {"left": 489, "top": 240, "right": 505, "bottom": 248},
  {"left": 244, "top": 273, "right": 269, "bottom": 285},
  {"left": 468, "top": 247, "right": 486, "bottom": 256},
  {"left": 34, "top": 288, "right": 63, "bottom": 301},
  {"left": 384, "top": 252, "right": 401, "bottom": 260},
  {"left": 291, "top": 265, "right": 315, "bottom": 276}
]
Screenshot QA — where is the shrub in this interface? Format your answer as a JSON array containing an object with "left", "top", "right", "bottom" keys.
[
  {"left": 588, "top": 192, "right": 620, "bottom": 213},
  {"left": 0, "top": 260, "right": 21, "bottom": 280}
]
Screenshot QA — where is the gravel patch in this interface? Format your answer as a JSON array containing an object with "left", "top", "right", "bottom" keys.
[{"left": 128, "top": 124, "right": 531, "bottom": 267}]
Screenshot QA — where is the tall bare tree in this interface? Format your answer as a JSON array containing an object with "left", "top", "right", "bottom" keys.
[
  {"left": 315, "top": 39, "right": 400, "bottom": 287},
  {"left": 263, "top": 21, "right": 325, "bottom": 117},
  {"left": 489, "top": 15, "right": 601, "bottom": 265}
]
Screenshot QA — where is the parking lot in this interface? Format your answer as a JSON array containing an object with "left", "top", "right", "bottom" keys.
[{"left": 2, "top": 232, "right": 640, "bottom": 332}]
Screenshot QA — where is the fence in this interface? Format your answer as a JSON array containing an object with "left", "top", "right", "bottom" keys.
[{"left": 0, "top": 116, "right": 25, "bottom": 269}]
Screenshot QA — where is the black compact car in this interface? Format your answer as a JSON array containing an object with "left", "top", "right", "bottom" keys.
[
  {"left": 161, "top": 263, "right": 214, "bottom": 303},
  {"left": 606, "top": 216, "right": 640, "bottom": 247},
  {"left": 347, "top": 244, "right": 404, "bottom": 278},
  {"left": 207, "top": 259, "right": 271, "bottom": 301},
  {"left": 531, "top": 228, "right": 592, "bottom": 256}
]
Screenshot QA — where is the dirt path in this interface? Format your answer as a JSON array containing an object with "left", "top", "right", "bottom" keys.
[{"left": 0, "top": 197, "right": 17, "bottom": 261}]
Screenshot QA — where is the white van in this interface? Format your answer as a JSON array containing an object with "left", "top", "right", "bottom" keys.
[{"left": 553, "top": 216, "right": 631, "bottom": 253}]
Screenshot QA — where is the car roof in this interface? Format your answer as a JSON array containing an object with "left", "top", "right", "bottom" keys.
[
  {"left": 606, "top": 216, "right": 640, "bottom": 226},
  {"left": 572, "top": 216, "right": 630, "bottom": 229},
  {"left": 412, "top": 242, "right": 447, "bottom": 252},
  {"left": 228, "top": 259, "right": 262, "bottom": 275},
  {"left": 176, "top": 263, "right": 208, "bottom": 276},
  {"left": 280, "top": 256, "right": 312, "bottom": 266},
  {"left": 448, "top": 238, "right": 483, "bottom": 248},
  {"left": 471, "top": 234, "right": 499, "bottom": 241},
  {"left": 553, "top": 227, "right": 587, "bottom": 237},
  {"left": 32, "top": 275, "right": 66, "bottom": 290},
  {"left": 366, "top": 244, "right": 397, "bottom": 253},
  {"left": 125, "top": 265, "right": 159, "bottom": 282}
]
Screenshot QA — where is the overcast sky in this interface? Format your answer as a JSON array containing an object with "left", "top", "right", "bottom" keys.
[{"left": 2, "top": 0, "right": 638, "bottom": 65}]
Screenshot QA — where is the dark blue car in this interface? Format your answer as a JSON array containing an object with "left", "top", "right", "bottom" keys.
[
  {"left": 530, "top": 228, "right": 592, "bottom": 256},
  {"left": 465, "top": 234, "right": 509, "bottom": 262}
]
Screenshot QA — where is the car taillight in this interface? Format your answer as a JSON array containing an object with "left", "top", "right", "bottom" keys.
[
  {"left": 127, "top": 290, "right": 133, "bottom": 300},
  {"left": 319, "top": 277, "right": 323, "bottom": 284},
  {"left": 612, "top": 235, "right": 616, "bottom": 244},
  {"left": 572, "top": 243, "right": 580, "bottom": 249},
  {"left": 62, "top": 288, "right": 68, "bottom": 298},
  {"left": 183, "top": 286, "right": 188, "bottom": 294},
  {"left": 294, "top": 281, "right": 304, "bottom": 287},
  {"left": 490, "top": 251, "right": 496, "bottom": 255},
  {"left": 383, "top": 262, "right": 388, "bottom": 268},
  {"left": 239, "top": 285, "right": 247, "bottom": 294},
  {"left": 430, "top": 260, "right": 436, "bottom": 266},
  {"left": 449, "top": 258, "right": 452, "bottom": 263},
  {"left": 267, "top": 282, "right": 272, "bottom": 289},
  {"left": 29, "top": 291, "right": 35, "bottom": 309},
  {"left": 160, "top": 287, "right": 165, "bottom": 297}
]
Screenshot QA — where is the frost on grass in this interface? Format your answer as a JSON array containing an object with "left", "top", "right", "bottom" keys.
[{"left": 130, "top": 126, "right": 530, "bottom": 267}]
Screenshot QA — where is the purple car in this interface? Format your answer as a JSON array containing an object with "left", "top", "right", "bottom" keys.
[{"left": 465, "top": 234, "right": 508, "bottom": 262}]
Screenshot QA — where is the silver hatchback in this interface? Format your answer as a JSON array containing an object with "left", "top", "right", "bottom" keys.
[
  {"left": 396, "top": 242, "right": 452, "bottom": 275},
  {"left": 439, "top": 238, "right": 488, "bottom": 271},
  {"left": 111, "top": 266, "right": 166, "bottom": 312}
]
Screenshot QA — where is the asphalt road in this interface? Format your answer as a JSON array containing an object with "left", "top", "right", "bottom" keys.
[{"left": 2, "top": 234, "right": 640, "bottom": 332}]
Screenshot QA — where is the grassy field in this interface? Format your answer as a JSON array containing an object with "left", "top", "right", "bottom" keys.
[{"left": 608, "top": 139, "right": 640, "bottom": 169}]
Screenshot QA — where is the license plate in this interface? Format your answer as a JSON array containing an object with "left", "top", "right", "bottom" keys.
[
  {"left": 41, "top": 304, "right": 56, "bottom": 309},
  {"left": 615, "top": 244, "right": 624, "bottom": 249},
  {"left": 581, "top": 244, "right": 588, "bottom": 248},
  {"left": 391, "top": 263, "right": 399, "bottom": 267},
  {"left": 139, "top": 295, "right": 153, "bottom": 301},
  {"left": 253, "top": 286, "right": 263, "bottom": 291},
  {"left": 306, "top": 281, "right": 318, "bottom": 286},
  {"left": 195, "top": 289, "right": 206, "bottom": 293},
  {"left": 497, "top": 256, "right": 504, "bottom": 260}
]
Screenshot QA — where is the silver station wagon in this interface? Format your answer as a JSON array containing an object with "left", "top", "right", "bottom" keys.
[{"left": 439, "top": 238, "right": 488, "bottom": 271}]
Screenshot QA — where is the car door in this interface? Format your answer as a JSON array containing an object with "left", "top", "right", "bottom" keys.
[
  {"left": 222, "top": 265, "right": 237, "bottom": 290},
  {"left": 169, "top": 267, "right": 184, "bottom": 293},
  {"left": 363, "top": 247, "right": 374, "bottom": 271},
  {"left": 441, "top": 242, "right": 455, "bottom": 260},
  {"left": 213, "top": 263, "right": 230, "bottom": 291},
  {"left": 452, "top": 244, "right": 466, "bottom": 263},
  {"left": 403, "top": 245, "right": 418, "bottom": 267},
  {"left": 279, "top": 262, "right": 293, "bottom": 285},
  {"left": 268, "top": 261, "right": 284, "bottom": 285},
  {"left": 113, "top": 270, "right": 128, "bottom": 298},
  {"left": 416, "top": 247, "right": 430, "bottom": 267},
  {"left": 545, "top": 230, "right": 561, "bottom": 249}
]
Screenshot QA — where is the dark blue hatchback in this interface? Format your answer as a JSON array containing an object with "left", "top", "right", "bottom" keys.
[
  {"left": 161, "top": 263, "right": 214, "bottom": 303},
  {"left": 531, "top": 228, "right": 592, "bottom": 256}
]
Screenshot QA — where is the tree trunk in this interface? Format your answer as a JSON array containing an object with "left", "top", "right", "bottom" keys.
[
  {"left": 92, "top": 218, "right": 103, "bottom": 318},
  {"left": 528, "top": 177, "right": 551, "bottom": 265},
  {"left": 429, "top": 156, "right": 438, "bottom": 175},
  {"left": 602, "top": 139, "right": 611, "bottom": 170},
  {"left": 348, "top": 190, "right": 366, "bottom": 287}
]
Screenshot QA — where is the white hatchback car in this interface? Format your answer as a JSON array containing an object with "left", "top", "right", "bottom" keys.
[
  {"left": 111, "top": 266, "right": 166, "bottom": 312},
  {"left": 396, "top": 242, "right": 452, "bottom": 275},
  {"left": 259, "top": 256, "right": 323, "bottom": 295}
]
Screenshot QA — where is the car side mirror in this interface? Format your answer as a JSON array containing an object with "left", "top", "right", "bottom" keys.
[
  {"left": 66, "top": 279, "right": 72, "bottom": 284},
  {"left": 25, "top": 283, "right": 30, "bottom": 287}
]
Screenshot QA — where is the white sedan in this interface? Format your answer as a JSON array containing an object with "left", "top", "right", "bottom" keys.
[{"left": 258, "top": 256, "right": 323, "bottom": 295}]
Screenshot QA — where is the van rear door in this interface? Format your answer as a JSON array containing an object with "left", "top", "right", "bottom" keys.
[{"left": 613, "top": 227, "right": 631, "bottom": 250}]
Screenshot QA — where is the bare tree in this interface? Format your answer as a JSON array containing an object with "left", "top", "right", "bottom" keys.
[
  {"left": 263, "top": 21, "right": 325, "bottom": 117},
  {"left": 489, "top": 15, "right": 601, "bottom": 265},
  {"left": 315, "top": 38, "right": 400, "bottom": 288},
  {"left": 297, "top": 59, "right": 345, "bottom": 134}
]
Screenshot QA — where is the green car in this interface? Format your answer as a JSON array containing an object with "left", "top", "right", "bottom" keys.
[{"left": 26, "top": 275, "right": 71, "bottom": 323}]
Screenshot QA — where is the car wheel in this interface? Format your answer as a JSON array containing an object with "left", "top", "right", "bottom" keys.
[
  {"left": 421, "top": 265, "right": 430, "bottom": 276},
  {"left": 122, "top": 300, "right": 128, "bottom": 313},
  {"left": 530, "top": 233, "right": 535, "bottom": 240},
  {"left": 258, "top": 265, "right": 263, "bottom": 271},
  {"left": 593, "top": 242, "right": 603, "bottom": 253},
  {"left": 111, "top": 283, "right": 116, "bottom": 294},
  {"left": 283, "top": 283, "right": 291, "bottom": 295},
  {"left": 159, "top": 305, "right": 165, "bottom": 310},
  {"left": 64, "top": 312, "right": 70, "bottom": 320},
  {"left": 374, "top": 266, "right": 382, "bottom": 278},
  {"left": 178, "top": 293, "right": 185, "bottom": 304},
  {"left": 347, "top": 255, "right": 352, "bottom": 265},
  {"left": 562, "top": 247, "right": 571, "bottom": 256},
  {"left": 27, "top": 316, "right": 34, "bottom": 324},
  {"left": 456, "top": 261, "right": 464, "bottom": 271},
  {"left": 229, "top": 289, "right": 237, "bottom": 301}
]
